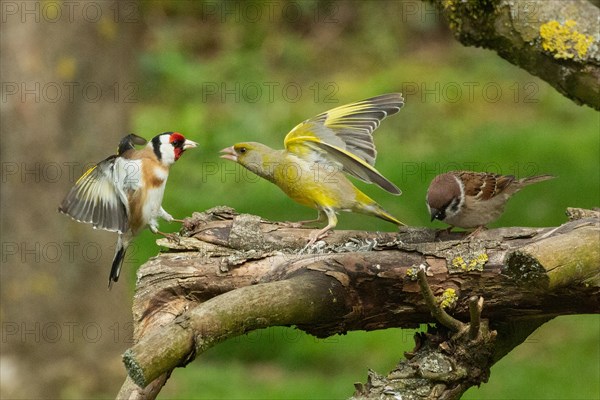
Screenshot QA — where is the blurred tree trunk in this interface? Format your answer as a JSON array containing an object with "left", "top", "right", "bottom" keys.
[
  {"left": 1, "top": 2, "right": 142, "bottom": 398},
  {"left": 430, "top": 0, "right": 600, "bottom": 110}
]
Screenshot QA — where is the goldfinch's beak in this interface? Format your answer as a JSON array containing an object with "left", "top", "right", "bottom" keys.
[
  {"left": 220, "top": 146, "right": 237, "bottom": 162},
  {"left": 183, "top": 139, "right": 198, "bottom": 150}
]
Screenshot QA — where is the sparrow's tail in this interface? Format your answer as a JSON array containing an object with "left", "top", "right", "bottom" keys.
[
  {"left": 108, "top": 235, "right": 128, "bottom": 290},
  {"left": 519, "top": 174, "right": 556, "bottom": 186}
]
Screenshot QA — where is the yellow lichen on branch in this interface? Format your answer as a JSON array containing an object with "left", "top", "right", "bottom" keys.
[{"left": 539, "top": 20, "right": 595, "bottom": 60}]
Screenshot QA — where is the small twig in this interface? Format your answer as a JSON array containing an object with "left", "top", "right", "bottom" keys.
[
  {"left": 416, "top": 265, "right": 464, "bottom": 332},
  {"left": 468, "top": 296, "right": 484, "bottom": 340}
]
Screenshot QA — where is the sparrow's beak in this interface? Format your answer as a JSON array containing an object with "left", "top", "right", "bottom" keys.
[
  {"left": 220, "top": 146, "right": 237, "bottom": 162},
  {"left": 183, "top": 139, "right": 198, "bottom": 150},
  {"left": 429, "top": 208, "right": 439, "bottom": 222}
]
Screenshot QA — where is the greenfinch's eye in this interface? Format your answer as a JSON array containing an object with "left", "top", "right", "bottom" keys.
[{"left": 239, "top": 147, "right": 247, "bottom": 154}]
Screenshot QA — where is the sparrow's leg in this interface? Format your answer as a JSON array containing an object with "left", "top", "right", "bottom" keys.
[
  {"left": 466, "top": 225, "right": 487, "bottom": 239},
  {"left": 434, "top": 225, "right": 454, "bottom": 240}
]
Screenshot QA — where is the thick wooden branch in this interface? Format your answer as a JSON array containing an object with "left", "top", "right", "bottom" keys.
[
  {"left": 430, "top": 0, "right": 600, "bottom": 110},
  {"left": 124, "top": 272, "right": 346, "bottom": 387},
  {"left": 117, "top": 206, "right": 599, "bottom": 399}
]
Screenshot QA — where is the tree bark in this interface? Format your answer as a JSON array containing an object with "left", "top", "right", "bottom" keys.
[
  {"left": 117, "top": 206, "right": 599, "bottom": 399},
  {"left": 429, "top": 0, "right": 600, "bottom": 110}
]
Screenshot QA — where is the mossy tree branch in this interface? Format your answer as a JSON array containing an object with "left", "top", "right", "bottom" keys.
[
  {"left": 429, "top": 0, "right": 600, "bottom": 110},
  {"left": 116, "top": 207, "right": 599, "bottom": 399}
]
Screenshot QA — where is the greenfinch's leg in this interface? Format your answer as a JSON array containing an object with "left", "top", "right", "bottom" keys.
[
  {"left": 307, "top": 208, "right": 337, "bottom": 246},
  {"left": 289, "top": 211, "right": 328, "bottom": 228}
]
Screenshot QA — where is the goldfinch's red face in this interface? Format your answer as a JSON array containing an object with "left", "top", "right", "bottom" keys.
[{"left": 152, "top": 132, "right": 198, "bottom": 165}]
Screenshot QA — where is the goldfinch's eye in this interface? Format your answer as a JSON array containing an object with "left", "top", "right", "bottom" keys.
[
  {"left": 239, "top": 147, "right": 247, "bottom": 154},
  {"left": 172, "top": 140, "right": 182, "bottom": 147}
]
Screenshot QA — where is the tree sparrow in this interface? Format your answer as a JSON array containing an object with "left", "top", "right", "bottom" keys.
[
  {"left": 59, "top": 132, "right": 197, "bottom": 288},
  {"left": 426, "top": 171, "right": 555, "bottom": 230}
]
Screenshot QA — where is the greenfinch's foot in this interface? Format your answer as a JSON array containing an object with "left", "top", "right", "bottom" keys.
[
  {"left": 286, "top": 221, "right": 308, "bottom": 228},
  {"left": 172, "top": 218, "right": 185, "bottom": 224},
  {"left": 307, "top": 227, "right": 332, "bottom": 246}
]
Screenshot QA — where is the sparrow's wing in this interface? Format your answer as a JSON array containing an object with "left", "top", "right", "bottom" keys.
[
  {"left": 58, "top": 155, "right": 129, "bottom": 233},
  {"left": 458, "top": 172, "right": 515, "bottom": 200},
  {"left": 283, "top": 93, "right": 403, "bottom": 194}
]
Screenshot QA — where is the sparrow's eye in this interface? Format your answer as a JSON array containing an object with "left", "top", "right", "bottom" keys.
[{"left": 239, "top": 147, "right": 247, "bottom": 154}]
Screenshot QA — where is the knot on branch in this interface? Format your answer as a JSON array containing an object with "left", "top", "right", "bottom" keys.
[
  {"left": 353, "top": 272, "right": 497, "bottom": 399},
  {"left": 353, "top": 321, "right": 497, "bottom": 399}
]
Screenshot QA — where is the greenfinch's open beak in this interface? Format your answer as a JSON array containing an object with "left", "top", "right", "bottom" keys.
[
  {"left": 220, "top": 146, "right": 237, "bottom": 162},
  {"left": 183, "top": 139, "right": 198, "bottom": 150}
]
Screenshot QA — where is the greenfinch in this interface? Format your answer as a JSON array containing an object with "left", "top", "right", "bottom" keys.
[{"left": 221, "top": 93, "right": 405, "bottom": 244}]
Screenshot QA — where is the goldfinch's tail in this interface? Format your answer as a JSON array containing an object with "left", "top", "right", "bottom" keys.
[{"left": 108, "top": 235, "right": 128, "bottom": 290}]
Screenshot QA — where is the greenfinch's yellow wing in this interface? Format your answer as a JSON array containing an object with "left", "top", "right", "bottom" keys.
[{"left": 284, "top": 93, "right": 403, "bottom": 194}]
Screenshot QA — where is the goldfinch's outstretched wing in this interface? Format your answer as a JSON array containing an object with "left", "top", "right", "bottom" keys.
[
  {"left": 284, "top": 93, "right": 403, "bottom": 194},
  {"left": 58, "top": 155, "right": 129, "bottom": 233},
  {"left": 117, "top": 133, "right": 147, "bottom": 155}
]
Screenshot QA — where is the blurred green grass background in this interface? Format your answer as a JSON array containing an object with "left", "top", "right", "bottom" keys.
[{"left": 120, "top": 2, "right": 599, "bottom": 398}]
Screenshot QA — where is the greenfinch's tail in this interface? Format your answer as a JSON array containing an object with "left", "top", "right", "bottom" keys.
[
  {"left": 354, "top": 190, "right": 404, "bottom": 226},
  {"left": 371, "top": 204, "right": 405, "bottom": 227}
]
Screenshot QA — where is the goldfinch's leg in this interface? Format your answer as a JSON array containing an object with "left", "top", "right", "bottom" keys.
[
  {"left": 150, "top": 222, "right": 180, "bottom": 244},
  {"left": 159, "top": 207, "right": 187, "bottom": 224},
  {"left": 307, "top": 208, "right": 337, "bottom": 245}
]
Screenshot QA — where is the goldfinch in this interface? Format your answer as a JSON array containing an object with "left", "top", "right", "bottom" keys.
[
  {"left": 426, "top": 171, "right": 555, "bottom": 230},
  {"left": 221, "top": 93, "right": 405, "bottom": 244},
  {"left": 59, "top": 132, "right": 197, "bottom": 288}
]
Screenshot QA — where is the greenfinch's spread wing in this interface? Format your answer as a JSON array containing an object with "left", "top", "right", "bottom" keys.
[{"left": 284, "top": 93, "right": 403, "bottom": 194}]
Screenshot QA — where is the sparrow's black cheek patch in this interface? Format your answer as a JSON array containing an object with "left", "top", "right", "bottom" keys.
[{"left": 448, "top": 198, "right": 461, "bottom": 213}]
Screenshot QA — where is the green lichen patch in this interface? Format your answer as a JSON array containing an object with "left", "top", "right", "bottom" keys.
[
  {"left": 539, "top": 19, "right": 595, "bottom": 60},
  {"left": 438, "top": 288, "right": 458, "bottom": 310},
  {"left": 451, "top": 252, "right": 489, "bottom": 272},
  {"left": 406, "top": 265, "right": 420, "bottom": 281}
]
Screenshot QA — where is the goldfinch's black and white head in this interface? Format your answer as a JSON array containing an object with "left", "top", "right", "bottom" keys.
[{"left": 152, "top": 132, "right": 198, "bottom": 166}]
